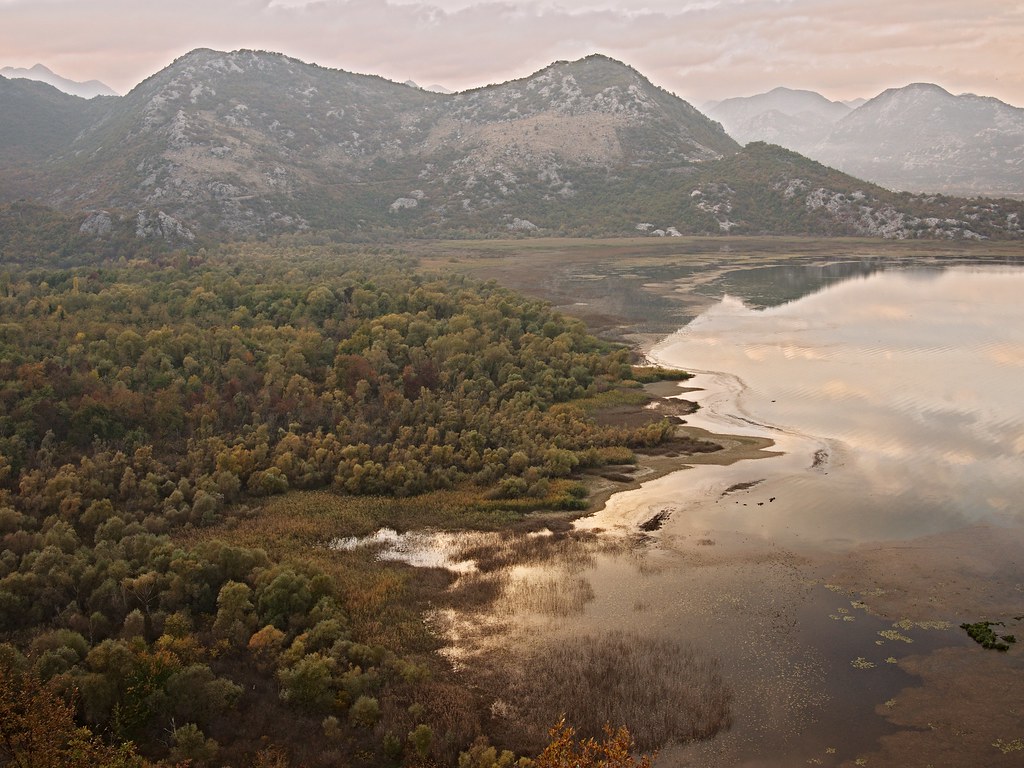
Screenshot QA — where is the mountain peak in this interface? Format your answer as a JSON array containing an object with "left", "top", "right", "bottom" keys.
[
  {"left": 871, "top": 82, "right": 953, "bottom": 103},
  {"left": 816, "top": 81, "right": 1024, "bottom": 197}
]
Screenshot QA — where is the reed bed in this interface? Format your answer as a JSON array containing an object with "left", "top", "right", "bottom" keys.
[{"left": 494, "top": 631, "right": 733, "bottom": 753}]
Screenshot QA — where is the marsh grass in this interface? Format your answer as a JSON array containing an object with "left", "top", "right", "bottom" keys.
[
  {"left": 454, "top": 530, "right": 597, "bottom": 573},
  {"left": 490, "top": 632, "right": 732, "bottom": 754},
  {"left": 176, "top": 489, "right": 517, "bottom": 653},
  {"left": 497, "top": 575, "right": 595, "bottom": 617},
  {"left": 447, "top": 572, "right": 505, "bottom": 610}
]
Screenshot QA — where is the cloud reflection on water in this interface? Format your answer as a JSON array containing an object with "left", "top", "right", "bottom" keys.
[{"left": 651, "top": 266, "right": 1024, "bottom": 545}]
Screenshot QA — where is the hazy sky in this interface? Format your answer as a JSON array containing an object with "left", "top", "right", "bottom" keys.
[{"left": 1, "top": 0, "right": 1021, "bottom": 106}]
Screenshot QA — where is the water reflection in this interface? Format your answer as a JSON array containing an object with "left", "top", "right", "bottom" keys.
[
  {"left": 695, "top": 259, "right": 896, "bottom": 309},
  {"left": 649, "top": 266, "right": 1024, "bottom": 545}
]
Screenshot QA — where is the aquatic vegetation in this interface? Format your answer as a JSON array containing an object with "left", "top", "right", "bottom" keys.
[
  {"left": 960, "top": 621, "right": 1018, "bottom": 651},
  {"left": 850, "top": 657, "right": 876, "bottom": 670},
  {"left": 878, "top": 629, "right": 913, "bottom": 643},
  {"left": 497, "top": 632, "right": 732, "bottom": 753},
  {"left": 893, "top": 618, "right": 952, "bottom": 631},
  {"left": 993, "top": 738, "right": 1024, "bottom": 754}
]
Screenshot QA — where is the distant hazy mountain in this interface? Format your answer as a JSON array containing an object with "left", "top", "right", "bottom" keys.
[
  {"left": 0, "top": 49, "right": 1021, "bottom": 242},
  {"left": 706, "top": 87, "right": 851, "bottom": 153},
  {"left": 405, "top": 80, "right": 454, "bottom": 94},
  {"left": 707, "top": 83, "right": 1023, "bottom": 199},
  {"left": 813, "top": 83, "right": 1024, "bottom": 198},
  {"left": 0, "top": 63, "right": 117, "bottom": 99}
]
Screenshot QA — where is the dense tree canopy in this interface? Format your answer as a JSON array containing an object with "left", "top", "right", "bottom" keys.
[{"left": 0, "top": 243, "right": 677, "bottom": 766}]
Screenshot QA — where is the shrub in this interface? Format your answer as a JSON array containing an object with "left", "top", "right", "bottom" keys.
[{"left": 349, "top": 695, "right": 380, "bottom": 728}]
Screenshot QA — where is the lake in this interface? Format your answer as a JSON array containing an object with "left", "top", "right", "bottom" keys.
[
  {"left": 422, "top": 253, "right": 1024, "bottom": 766},
  {"left": 599, "top": 264, "right": 1024, "bottom": 547},
  {"left": 557, "top": 260, "right": 1024, "bottom": 765}
]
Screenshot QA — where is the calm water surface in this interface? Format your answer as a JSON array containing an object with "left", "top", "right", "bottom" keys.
[
  {"left": 565, "top": 263, "right": 1024, "bottom": 765},
  {"left": 639, "top": 265, "right": 1024, "bottom": 547}
]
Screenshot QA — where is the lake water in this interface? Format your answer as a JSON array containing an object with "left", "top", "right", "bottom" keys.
[
  {"left": 563, "top": 262, "right": 1024, "bottom": 765},
  {"left": 420, "top": 258, "right": 1024, "bottom": 766},
  {"left": 586, "top": 265, "right": 1024, "bottom": 548}
]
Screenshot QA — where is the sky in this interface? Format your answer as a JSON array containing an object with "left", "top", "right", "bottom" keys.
[{"left": 1, "top": 0, "right": 1022, "bottom": 107}]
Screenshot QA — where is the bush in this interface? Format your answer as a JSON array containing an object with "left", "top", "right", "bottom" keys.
[
  {"left": 349, "top": 694, "right": 380, "bottom": 728},
  {"left": 169, "top": 723, "right": 219, "bottom": 766},
  {"left": 408, "top": 723, "right": 433, "bottom": 760}
]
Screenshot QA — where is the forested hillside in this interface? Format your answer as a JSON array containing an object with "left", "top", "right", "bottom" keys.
[{"left": 0, "top": 242, "right": 685, "bottom": 767}]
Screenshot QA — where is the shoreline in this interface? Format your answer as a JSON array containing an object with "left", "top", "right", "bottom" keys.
[
  {"left": 434, "top": 248, "right": 1024, "bottom": 767},
  {"left": 579, "top": 293, "right": 1024, "bottom": 768},
  {"left": 583, "top": 423, "right": 780, "bottom": 520}
]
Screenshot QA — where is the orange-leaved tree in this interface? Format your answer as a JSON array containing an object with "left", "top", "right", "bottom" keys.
[
  {"left": 536, "top": 718, "right": 655, "bottom": 768},
  {"left": 0, "top": 667, "right": 144, "bottom": 768}
]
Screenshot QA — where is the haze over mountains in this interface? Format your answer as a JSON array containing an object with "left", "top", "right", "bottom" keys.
[
  {"left": 708, "top": 84, "right": 1024, "bottom": 198},
  {"left": 0, "top": 63, "right": 117, "bottom": 99},
  {"left": 1, "top": 48, "right": 1021, "bottom": 245}
]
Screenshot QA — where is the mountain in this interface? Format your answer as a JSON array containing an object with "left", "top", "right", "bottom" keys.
[
  {"left": 0, "top": 63, "right": 117, "bottom": 98},
  {"left": 405, "top": 80, "right": 454, "bottom": 94},
  {"left": 707, "top": 83, "right": 1024, "bottom": 199},
  {"left": 0, "top": 49, "right": 1021, "bottom": 243},
  {"left": 0, "top": 76, "right": 112, "bottom": 199},
  {"left": 706, "top": 87, "right": 851, "bottom": 154},
  {"left": 812, "top": 83, "right": 1024, "bottom": 198}
]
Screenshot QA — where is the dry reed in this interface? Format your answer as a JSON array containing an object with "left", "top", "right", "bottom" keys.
[{"left": 493, "top": 631, "right": 732, "bottom": 753}]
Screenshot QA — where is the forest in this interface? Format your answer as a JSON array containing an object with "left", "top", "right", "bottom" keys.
[{"left": 0, "top": 240, "right": 682, "bottom": 767}]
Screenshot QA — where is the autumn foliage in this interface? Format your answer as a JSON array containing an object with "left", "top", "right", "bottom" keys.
[
  {"left": 0, "top": 243, "right": 685, "bottom": 766},
  {"left": 536, "top": 719, "right": 654, "bottom": 768}
]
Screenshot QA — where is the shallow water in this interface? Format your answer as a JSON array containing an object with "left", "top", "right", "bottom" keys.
[
  {"left": 425, "top": 259, "right": 1024, "bottom": 765},
  {"left": 565, "top": 262, "right": 1024, "bottom": 764},
  {"left": 644, "top": 266, "right": 1024, "bottom": 547}
]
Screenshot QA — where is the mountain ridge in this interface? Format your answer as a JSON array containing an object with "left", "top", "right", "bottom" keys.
[
  {"left": 707, "top": 82, "right": 1023, "bottom": 198},
  {"left": 1, "top": 48, "right": 1021, "bottom": 244},
  {"left": 0, "top": 63, "right": 118, "bottom": 99}
]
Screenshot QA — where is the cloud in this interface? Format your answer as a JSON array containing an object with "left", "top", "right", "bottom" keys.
[{"left": 0, "top": 0, "right": 1020, "bottom": 106}]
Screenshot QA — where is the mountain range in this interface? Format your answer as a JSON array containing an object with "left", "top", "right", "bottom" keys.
[
  {"left": 707, "top": 84, "right": 1024, "bottom": 198},
  {"left": 0, "top": 63, "right": 117, "bottom": 99},
  {"left": 1, "top": 49, "right": 1022, "bottom": 245}
]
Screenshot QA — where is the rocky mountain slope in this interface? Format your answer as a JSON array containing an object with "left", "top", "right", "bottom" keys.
[
  {"left": 1, "top": 49, "right": 1022, "bottom": 242},
  {"left": 0, "top": 63, "right": 117, "bottom": 99},
  {"left": 813, "top": 83, "right": 1024, "bottom": 198}
]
